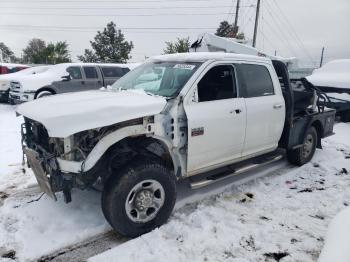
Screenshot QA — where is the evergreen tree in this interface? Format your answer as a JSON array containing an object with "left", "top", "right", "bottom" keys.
[
  {"left": 163, "top": 37, "right": 190, "bottom": 54},
  {"left": 215, "top": 20, "right": 245, "bottom": 39},
  {"left": 23, "top": 38, "right": 47, "bottom": 63},
  {"left": 0, "top": 42, "right": 18, "bottom": 62},
  {"left": 78, "top": 21, "right": 134, "bottom": 63}
]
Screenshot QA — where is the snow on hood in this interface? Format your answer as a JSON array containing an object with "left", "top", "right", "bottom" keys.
[
  {"left": 17, "top": 90, "right": 167, "bottom": 137},
  {"left": 306, "top": 59, "right": 350, "bottom": 89},
  {"left": 0, "top": 66, "right": 50, "bottom": 91}
]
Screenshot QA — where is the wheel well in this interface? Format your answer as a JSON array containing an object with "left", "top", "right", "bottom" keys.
[
  {"left": 34, "top": 87, "right": 56, "bottom": 99},
  {"left": 89, "top": 136, "right": 175, "bottom": 184},
  {"left": 311, "top": 120, "right": 324, "bottom": 148}
]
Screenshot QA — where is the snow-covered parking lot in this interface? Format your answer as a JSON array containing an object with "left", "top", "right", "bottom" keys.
[{"left": 0, "top": 103, "right": 349, "bottom": 262}]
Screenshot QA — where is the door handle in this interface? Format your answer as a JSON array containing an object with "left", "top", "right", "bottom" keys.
[
  {"left": 230, "top": 109, "right": 242, "bottom": 114},
  {"left": 81, "top": 81, "right": 85, "bottom": 85},
  {"left": 273, "top": 104, "right": 283, "bottom": 109}
]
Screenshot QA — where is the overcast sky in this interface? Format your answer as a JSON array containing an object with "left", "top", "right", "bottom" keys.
[{"left": 0, "top": 0, "right": 349, "bottom": 67}]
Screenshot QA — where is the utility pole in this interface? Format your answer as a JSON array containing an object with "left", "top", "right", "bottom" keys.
[
  {"left": 233, "top": 0, "right": 240, "bottom": 36},
  {"left": 252, "top": 0, "right": 261, "bottom": 47},
  {"left": 319, "top": 47, "right": 325, "bottom": 67},
  {"left": 274, "top": 50, "right": 277, "bottom": 56}
]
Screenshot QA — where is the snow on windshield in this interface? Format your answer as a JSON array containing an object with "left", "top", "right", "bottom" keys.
[{"left": 112, "top": 61, "right": 201, "bottom": 97}]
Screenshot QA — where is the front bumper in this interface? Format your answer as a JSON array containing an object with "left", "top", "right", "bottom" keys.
[
  {"left": 9, "top": 91, "right": 35, "bottom": 104},
  {"left": 24, "top": 147, "right": 57, "bottom": 200}
]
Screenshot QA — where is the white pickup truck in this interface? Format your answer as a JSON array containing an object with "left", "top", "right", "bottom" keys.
[{"left": 17, "top": 53, "right": 335, "bottom": 237}]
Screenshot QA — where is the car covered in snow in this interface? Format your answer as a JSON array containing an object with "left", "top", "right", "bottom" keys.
[
  {"left": 307, "top": 59, "right": 350, "bottom": 93},
  {"left": 0, "top": 66, "right": 50, "bottom": 103},
  {"left": 9, "top": 62, "right": 139, "bottom": 104},
  {"left": 0, "top": 62, "right": 28, "bottom": 75},
  {"left": 17, "top": 52, "right": 336, "bottom": 237}
]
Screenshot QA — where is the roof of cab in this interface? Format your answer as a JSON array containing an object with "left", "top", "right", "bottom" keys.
[{"left": 150, "top": 52, "right": 271, "bottom": 63}]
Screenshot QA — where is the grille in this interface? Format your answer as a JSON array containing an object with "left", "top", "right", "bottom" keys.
[
  {"left": 10, "top": 81, "right": 21, "bottom": 93},
  {"left": 24, "top": 118, "right": 50, "bottom": 152}
]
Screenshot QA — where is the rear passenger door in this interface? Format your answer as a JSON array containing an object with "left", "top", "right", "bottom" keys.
[
  {"left": 82, "top": 66, "right": 100, "bottom": 90},
  {"left": 101, "top": 66, "right": 130, "bottom": 86},
  {"left": 237, "top": 63, "right": 285, "bottom": 157}
]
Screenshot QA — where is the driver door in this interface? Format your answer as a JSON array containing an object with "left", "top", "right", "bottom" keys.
[
  {"left": 184, "top": 63, "right": 246, "bottom": 175},
  {"left": 54, "top": 66, "right": 85, "bottom": 93}
]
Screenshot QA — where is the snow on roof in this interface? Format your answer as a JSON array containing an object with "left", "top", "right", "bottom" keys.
[
  {"left": 0, "top": 65, "right": 50, "bottom": 81},
  {"left": 306, "top": 59, "right": 350, "bottom": 89},
  {"left": 0, "top": 62, "right": 29, "bottom": 69},
  {"left": 149, "top": 52, "right": 271, "bottom": 63}
]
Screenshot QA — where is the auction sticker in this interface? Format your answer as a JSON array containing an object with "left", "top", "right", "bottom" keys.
[{"left": 174, "top": 64, "right": 196, "bottom": 70}]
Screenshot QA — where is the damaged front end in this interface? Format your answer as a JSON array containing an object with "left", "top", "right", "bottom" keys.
[
  {"left": 21, "top": 118, "right": 75, "bottom": 202},
  {"left": 21, "top": 117, "right": 149, "bottom": 203}
]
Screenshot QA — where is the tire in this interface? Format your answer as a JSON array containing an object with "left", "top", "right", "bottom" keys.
[
  {"left": 101, "top": 157, "right": 176, "bottom": 237},
  {"left": 36, "top": 90, "right": 54, "bottom": 99},
  {"left": 287, "top": 126, "right": 317, "bottom": 166}
]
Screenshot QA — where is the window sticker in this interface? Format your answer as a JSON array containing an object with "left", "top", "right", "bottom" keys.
[{"left": 173, "top": 64, "right": 196, "bottom": 70}]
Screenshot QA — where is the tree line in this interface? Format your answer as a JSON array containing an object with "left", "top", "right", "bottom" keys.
[{"left": 0, "top": 20, "right": 244, "bottom": 64}]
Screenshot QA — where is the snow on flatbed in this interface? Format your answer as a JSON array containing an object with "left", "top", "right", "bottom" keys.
[{"left": 0, "top": 103, "right": 349, "bottom": 261}]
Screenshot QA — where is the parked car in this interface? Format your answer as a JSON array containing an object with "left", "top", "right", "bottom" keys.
[
  {"left": 17, "top": 53, "right": 335, "bottom": 237},
  {"left": 0, "top": 66, "right": 50, "bottom": 102},
  {"left": 0, "top": 63, "right": 28, "bottom": 75},
  {"left": 9, "top": 63, "right": 138, "bottom": 103}
]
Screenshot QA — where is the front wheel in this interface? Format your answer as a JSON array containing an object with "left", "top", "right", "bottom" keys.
[
  {"left": 101, "top": 158, "right": 176, "bottom": 237},
  {"left": 287, "top": 126, "right": 317, "bottom": 166},
  {"left": 36, "top": 90, "right": 54, "bottom": 99}
]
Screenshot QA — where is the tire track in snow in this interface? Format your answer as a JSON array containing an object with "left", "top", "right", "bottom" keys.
[{"left": 36, "top": 160, "right": 293, "bottom": 262}]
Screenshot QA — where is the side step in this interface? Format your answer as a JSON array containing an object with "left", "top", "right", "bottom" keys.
[{"left": 190, "top": 155, "right": 283, "bottom": 190}]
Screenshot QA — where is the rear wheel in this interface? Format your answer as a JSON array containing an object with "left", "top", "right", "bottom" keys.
[
  {"left": 101, "top": 158, "right": 176, "bottom": 237},
  {"left": 36, "top": 90, "right": 54, "bottom": 99},
  {"left": 287, "top": 126, "right": 317, "bottom": 166}
]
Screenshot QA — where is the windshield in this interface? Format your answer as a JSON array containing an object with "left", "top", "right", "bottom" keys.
[{"left": 111, "top": 61, "right": 201, "bottom": 97}]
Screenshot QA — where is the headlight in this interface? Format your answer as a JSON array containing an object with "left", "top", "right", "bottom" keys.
[{"left": 0, "top": 81, "right": 9, "bottom": 91}]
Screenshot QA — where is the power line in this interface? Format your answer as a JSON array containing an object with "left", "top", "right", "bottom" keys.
[
  {"left": 269, "top": 0, "right": 316, "bottom": 65},
  {"left": 0, "top": 28, "right": 210, "bottom": 34},
  {"left": 0, "top": 25, "right": 217, "bottom": 30},
  {"left": 0, "top": 0, "right": 232, "bottom": 2},
  {"left": 263, "top": 2, "right": 300, "bottom": 57},
  {"left": 0, "top": 12, "right": 236, "bottom": 16},
  {"left": 0, "top": 5, "right": 255, "bottom": 10}
]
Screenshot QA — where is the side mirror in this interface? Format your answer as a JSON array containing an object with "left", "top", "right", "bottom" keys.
[{"left": 61, "top": 75, "right": 71, "bottom": 81}]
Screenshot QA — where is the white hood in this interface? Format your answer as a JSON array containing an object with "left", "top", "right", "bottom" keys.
[{"left": 17, "top": 90, "right": 167, "bottom": 137}]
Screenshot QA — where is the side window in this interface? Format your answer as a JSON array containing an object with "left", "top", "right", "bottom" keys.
[
  {"left": 66, "top": 67, "right": 82, "bottom": 79},
  {"left": 101, "top": 67, "right": 125, "bottom": 78},
  {"left": 197, "top": 65, "right": 237, "bottom": 102},
  {"left": 83, "top": 66, "right": 98, "bottom": 79},
  {"left": 238, "top": 64, "right": 274, "bottom": 98}
]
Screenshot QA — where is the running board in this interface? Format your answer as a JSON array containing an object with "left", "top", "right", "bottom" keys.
[{"left": 190, "top": 155, "right": 283, "bottom": 190}]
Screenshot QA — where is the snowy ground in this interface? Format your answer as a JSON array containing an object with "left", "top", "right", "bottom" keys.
[{"left": 0, "top": 103, "right": 349, "bottom": 262}]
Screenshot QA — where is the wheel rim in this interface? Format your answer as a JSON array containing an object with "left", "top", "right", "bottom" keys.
[
  {"left": 125, "top": 179, "right": 165, "bottom": 223},
  {"left": 302, "top": 133, "right": 314, "bottom": 158}
]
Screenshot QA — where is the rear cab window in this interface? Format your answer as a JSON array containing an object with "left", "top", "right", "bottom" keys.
[
  {"left": 237, "top": 64, "right": 275, "bottom": 98},
  {"left": 101, "top": 67, "right": 127, "bottom": 78}
]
